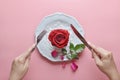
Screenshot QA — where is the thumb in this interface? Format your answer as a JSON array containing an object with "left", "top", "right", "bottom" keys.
[
  {"left": 91, "top": 49, "right": 102, "bottom": 65},
  {"left": 24, "top": 57, "right": 31, "bottom": 68}
]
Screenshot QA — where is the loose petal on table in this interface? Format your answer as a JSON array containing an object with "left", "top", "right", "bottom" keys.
[{"left": 71, "top": 62, "right": 78, "bottom": 71}]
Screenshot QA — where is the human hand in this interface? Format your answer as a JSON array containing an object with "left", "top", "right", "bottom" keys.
[
  {"left": 89, "top": 43, "right": 120, "bottom": 80},
  {"left": 9, "top": 43, "right": 36, "bottom": 80}
]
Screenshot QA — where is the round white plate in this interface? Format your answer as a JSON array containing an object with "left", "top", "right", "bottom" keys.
[{"left": 35, "top": 12, "right": 84, "bottom": 62}]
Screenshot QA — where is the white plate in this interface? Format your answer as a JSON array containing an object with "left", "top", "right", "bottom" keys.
[{"left": 35, "top": 12, "right": 84, "bottom": 62}]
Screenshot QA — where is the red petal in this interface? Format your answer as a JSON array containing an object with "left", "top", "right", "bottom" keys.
[
  {"left": 62, "top": 62, "right": 66, "bottom": 68},
  {"left": 60, "top": 55, "right": 64, "bottom": 60},
  {"left": 51, "top": 50, "right": 58, "bottom": 58},
  {"left": 48, "top": 29, "right": 70, "bottom": 48},
  {"left": 71, "top": 62, "right": 78, "bottom": 71}
]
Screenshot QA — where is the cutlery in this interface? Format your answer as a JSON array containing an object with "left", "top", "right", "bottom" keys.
[
  {"left": 36, "top": 30, "right": 47, "bottom": 44},
  {"left": 70, "top": 24, "right": 92, "bottom": 50}
]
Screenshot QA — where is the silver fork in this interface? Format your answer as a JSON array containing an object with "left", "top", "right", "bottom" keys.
[{"left": 36, "top": 30, "right": 47, "bottom": 44}]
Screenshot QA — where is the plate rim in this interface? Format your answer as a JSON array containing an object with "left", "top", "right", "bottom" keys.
[{"left": 35, "top": 12, "right": 85, "bottom": 62}]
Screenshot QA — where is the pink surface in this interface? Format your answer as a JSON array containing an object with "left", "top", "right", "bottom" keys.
[{"left": 0, "top": 0, "right": 120, "bottom": 80}]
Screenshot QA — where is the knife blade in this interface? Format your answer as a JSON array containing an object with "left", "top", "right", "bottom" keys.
[
  {"left": 70, "top": 24, "right": 92, "bottom": 50},
  {"left": 37, "top": 30, "right": 47, "bottom": 44}
]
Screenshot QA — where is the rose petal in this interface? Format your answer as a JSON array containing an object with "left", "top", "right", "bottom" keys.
[
  {"left": 51, "top": 50, "right": 58, "bottom": 58},
  {"left": 62, "top": 62, "right": 66, "bottom": 68},
  {"left": 48, "top": 29, "right": 69, "bottom": 48},
  {"left": 71, "top": 62, "right": 78, "bottom": 71},
  {"left": 55, "top": 33, "right": 65, "bottom": 43},
  {"left": 60, "top": 55, "right": 64, "bottom": 60}
]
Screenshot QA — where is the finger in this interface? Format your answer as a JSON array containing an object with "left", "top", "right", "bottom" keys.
[
  {"left": 88, "top": 42, "right": 104, "bottom": 56},
  {"left": 92, "top": 52, "right": 94, "bottom": 58},
  {"left": 88, "top": 42, "right": 97, "bottom": 51},
  {"left": 91, "top": 49, "right": 102, "bottom": 65},
  {"left": 24, "top": 57, "right": 30, "bottom": 68},
  {"left": 27, "top": 43, "right": 36, "bottom": 54},
  {"left": 21, "top": 43, "right": 36, "bottom": 59},
  {"left": 96, "top": 47, "right": 110, "bottom": 55}
]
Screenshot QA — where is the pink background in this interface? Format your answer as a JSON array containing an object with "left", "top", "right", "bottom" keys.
[{"left": 0, "top": 0, "right": 120, "bottom": 80}]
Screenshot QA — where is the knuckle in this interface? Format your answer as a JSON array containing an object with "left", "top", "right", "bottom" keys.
[
  {"left": 96, "top": 62, "right": 100, "bottom": 66},
  {"left": 105, "top": 51, "right": 112, "bottom": 57},
  {"left": 95, "top": 61, "right": 102, "bottom": 67},
  {"left": 108, "top": 51, "right": 112, "bottom": 55},
  {"left": 14, "top": 57, "right": 19, "bottom": 62},
  {"left": 96, "top": 63, "right": 102, "bottom": 67},
  {"left": 18, "top": 58, "right": 24, "bottom": 63},
  {"left": 107, "top": 52, "right": 112, "bottom": 58},
  {"left": 13, "top": 57, "right": 24, "bottom": 63},
  {"left": 12, "top": 57, "right": 19, "bottom": 64},
  {"left": 96, "top": 62, "right": 99, "bottom": 66}
]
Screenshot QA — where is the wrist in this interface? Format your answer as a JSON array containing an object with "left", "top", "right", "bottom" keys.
[
  {"left": 108, "top": 71, "right": 120, "bottom": 80},
  {"left": 9, "top": 74, "right": 21, "bottom": 80}
]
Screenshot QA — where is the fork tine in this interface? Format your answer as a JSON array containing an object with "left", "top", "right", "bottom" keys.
[{"left": 37, "top": 30, "right": 47, "bottom": 44}]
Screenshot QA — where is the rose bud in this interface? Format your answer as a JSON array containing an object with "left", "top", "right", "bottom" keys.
[{"left": 48, "top": 29, "right": 69, "bottom": 48}]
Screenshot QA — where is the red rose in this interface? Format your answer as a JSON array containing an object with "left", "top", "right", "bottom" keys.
[{"left": 48, "top": 29, "right": 70, "bottom": 48}]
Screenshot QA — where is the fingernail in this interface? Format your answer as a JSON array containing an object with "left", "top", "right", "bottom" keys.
[
  {"left": 88, "top": 42, "right": 96, "bottom": 48},
  {"left": 33, "top": 43, "right": 36, "bottom": 48},
  {"left": 88, "top": 41, "right": 91, "bottom": 45}
]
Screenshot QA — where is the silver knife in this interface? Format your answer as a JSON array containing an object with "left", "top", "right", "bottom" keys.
[
  {"left": 37, "top": 30, "right": 47, "bottom": 44},
  {"left": 70, "top": 24, "right": 92, "bottom": 50}
]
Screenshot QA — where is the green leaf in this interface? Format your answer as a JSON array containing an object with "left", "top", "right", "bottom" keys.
[
  {"left": 70, "top": 50, "right": 76, "bottom": 54},
  {"left": 69, "top": 42, "right": 74, "bottom": 51},
  {"left": 66, "top": 54, "right": 72, "bottom": 60},
  {"left": 67, "top": 53, "right": 79, "bottom": 60},
  {"left": 75, "top": 44, "right": 85, "bottom": 53},
  {"left": 62, "top": 48, "right": 67, "bottom": 55},
  {"left": 71, "top": 54, "right": 79, "bottom": 59}
]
